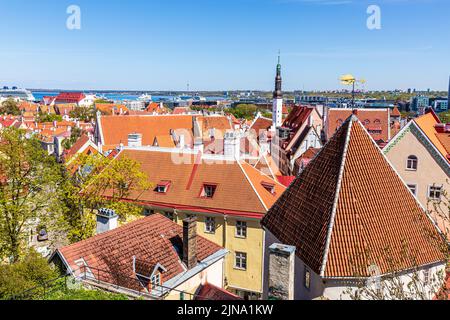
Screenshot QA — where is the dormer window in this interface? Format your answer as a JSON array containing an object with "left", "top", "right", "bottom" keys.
[
  {"left": 155, "top": 181, "right": 171, "bottom": 194},
  {"left": 201, "top": 184, "right": 217, "bottom": 198},
  {"left": 261, "top": 182, "right": 275, "bottom": 194}
]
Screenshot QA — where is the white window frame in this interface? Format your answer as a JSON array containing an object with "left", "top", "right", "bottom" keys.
[
  {"left": 407, "top": 184, "right": 418, "bottom": 196},
  {"left": 205, "top": 217, "right": 216, "bottom": 234},
  {"left": 234, "top": 252, "right": 247, "bottom": 270},
  {"left": 236, "top": 221, "right": 247, "bottom": 238},
  {"left": 428, "top": 184, "right": 443, "bottom": 201},
  {"left": 304, "top": 267, "right": 311, "bottom": 290},
  {"left": 406, "top": 155, "right": 418, "bottom": 171}
]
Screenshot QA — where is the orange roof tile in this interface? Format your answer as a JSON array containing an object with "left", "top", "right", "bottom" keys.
[
  {"left": 99, "top": 115, "right": 194, "bottom": 147},
  {"left": 262, "top": 115, "right": 446, "bottom": 278},
  {"left": 391, "top": 106, "right": 401, "bottom": 117},
  {"left": 112, "top": 150, "right": 285, "bottom": 216},
  {"left": 414, "top": 111, "right": 449, "bottom": 162},
  {"left": 153, "top": 135, "right": 176, "bottom": 148}
]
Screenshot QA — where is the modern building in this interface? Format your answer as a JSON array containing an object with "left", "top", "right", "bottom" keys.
[
  {"left": 261, "top": 114, "right": 447, "bottom": 300},
  {"left": 411, "top": 95, "right": 430, "bottom": 112}
]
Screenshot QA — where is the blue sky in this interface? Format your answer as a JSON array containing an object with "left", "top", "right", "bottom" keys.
[{"left": 0, "top": 0, "right": 449, "bottom": 91}]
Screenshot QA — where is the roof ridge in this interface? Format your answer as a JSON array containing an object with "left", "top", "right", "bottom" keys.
[
  {"left": 237, "top": 161, "right": 269, "bottom": 212},
  {"left": 319, "top": 115, "right": 354, "bottom": 277}
]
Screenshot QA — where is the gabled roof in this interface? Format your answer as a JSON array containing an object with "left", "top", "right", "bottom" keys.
[
  {"left": 57, "top": 214, "right": 224, "bottom": 292},
  {"left": 327, "top": 108, "right": 390, "bottom": 143},
  {"left": 250, "top": 116, "right": 272, "bottom": 135},
  {"left": 414, "top": 111, "right": 449, "bottom": 163},
  {"left": 112, "top": 149, "right": 285, "bottom": 217},
  {"left": 195, "top": 283, "right": 242, "bottom": 300},
  {"left": 391, "top": 106, "right": 401, "bottom": 117},
  {"left": 262, "top": 115, "right": 446, "bottom": 278}
]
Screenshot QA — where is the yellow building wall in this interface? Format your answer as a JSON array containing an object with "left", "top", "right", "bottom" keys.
[{"left": 172, "top": 211, "right": 264, "bottom": 295}]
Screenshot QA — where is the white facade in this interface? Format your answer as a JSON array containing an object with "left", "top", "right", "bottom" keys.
[{"left": 272, "top": 98, "right": 283, "bottom": 130}]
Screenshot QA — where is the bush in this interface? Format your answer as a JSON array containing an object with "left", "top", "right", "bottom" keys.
[{"left": 0, "top": 250, "right": 59, "bottom": 300}]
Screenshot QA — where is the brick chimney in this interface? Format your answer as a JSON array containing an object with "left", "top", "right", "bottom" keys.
[
  {"left": 435, "top": 123, "right": 446, "bottom": 133},
  {"left": 183, "top": 216, "right": 198, "bottom": 269},
  {"left": 267, "top": 243, "right": 296, "bottom": 300}
]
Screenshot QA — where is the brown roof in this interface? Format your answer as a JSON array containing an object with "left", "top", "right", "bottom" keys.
[
  {"left": 327, "top": 108, "right": 390, "bottom": 143},
  {"left": 114, "top": 150, "right": 285, "bottom": 217},
  {"left": 391, "top": 106, "right": 401, "bottom": 117},
  {"left": 195, "top": 283, "right": 242, "bottom": 300},
  {"left": 262, "top": 115, "right": 445, "bottom": 278},
  {"left": 250, "top": 117, "right": 272, "bottom": 135},
  {"left": 58, "top": 214, "right": 223, "bottom": 290}
]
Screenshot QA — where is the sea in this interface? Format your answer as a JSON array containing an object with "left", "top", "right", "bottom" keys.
[{"left": 32, "top": 91, "right": 226, "bottom": 103}]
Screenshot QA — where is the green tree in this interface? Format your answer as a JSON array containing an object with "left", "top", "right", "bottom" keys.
[
  {"left": 69, "top": 106, "right": 95, "bottom": 122},
  {"left": 36, "top": 112, "right": 63, "bottom": 123},
  {"left": 62, "top": 127, "right": 83, "bottom": 150},
  {"left": 0, "top": 128, "right": 64, "bottom": 262},
  {"left": 0, "top": 250, "right": 58, "bottom": 299},
  {"left": 229, "top": 104, "right": 258, "bottom": 120},
  {"left": 0, "top": 99, "right": 21, "bottom": 116},
  {"left": 60, "top": 153, "right": 152, "bottom": 243}
]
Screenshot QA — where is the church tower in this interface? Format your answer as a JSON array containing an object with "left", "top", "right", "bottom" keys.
[{"left": 272, "top": 53, "right": 283, "bottom": 130}]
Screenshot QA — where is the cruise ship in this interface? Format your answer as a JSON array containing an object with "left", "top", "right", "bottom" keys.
[
  {"left": 137, "top": 93, "right": 152, "bottom": 102},
  {"left": 0, "top": 86, "right": 35, "bottom": 101}
]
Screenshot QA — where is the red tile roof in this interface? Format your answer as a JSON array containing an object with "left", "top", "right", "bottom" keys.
[
  {"left": 250, "top": 117, "right": 272, "bottom": 135},
  {"left": 111, "top": 150, "right": 285, "bottom": 217},
  {"left": 276, "top": 176, "right": 295, "bottom": 187},
  {"left": 262, "top": 115, "right": 446, "bottom": 278},
  {"left": 391, "top": 106, "right": 401, "bottom": 117},
  {"left": 195, "top": 283, "right": 242, "bottom": 300},
  {"left": 58, "top": 214, "right": 223, "bottom": 291},
  {"left": 327, "top": 108, "right": 390, "bottom": 143},
  {"left": 55, "top": 92, "right": 86, "bottom": 104}
]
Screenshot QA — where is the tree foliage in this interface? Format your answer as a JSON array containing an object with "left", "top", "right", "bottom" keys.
[
  {"left": 60, "top": 153, "right": 152, "bottom": 243},
  {"left": 69, "top": 106, "right": 95, "bottom": 122},
  {"left": 0, "top": 128, "right": 64, "bottom": 262},
  {"left": 0, "top": 250, "right": 58, "bottom": 300},
  {"left": 228, "top": 104, "right": 258, "bottom": 120},
  {"left": 0, "top": 99, "right": 21, "bottom": 116},
  {"left": 62, "top": 127, "right": 83, "bottom": 150},
  {"left": 36, "top": 112, "right": 63, "bottom": 123}
]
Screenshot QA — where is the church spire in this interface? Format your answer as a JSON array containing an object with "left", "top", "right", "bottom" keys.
[{"left": 273, "top": 50, "right": 283, "bottom": 99}]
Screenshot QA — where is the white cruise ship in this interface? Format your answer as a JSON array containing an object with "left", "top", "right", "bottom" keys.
[
  {"left": 137, "top": 93, "right": 152, "bottom": 102},
  {"left": 0, "top": 86, "right": 35, "bottom": 101}
]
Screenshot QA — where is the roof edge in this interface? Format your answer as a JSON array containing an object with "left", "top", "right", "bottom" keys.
[{"left": 319, "top": 116, "right": 354, "bottom": 277}]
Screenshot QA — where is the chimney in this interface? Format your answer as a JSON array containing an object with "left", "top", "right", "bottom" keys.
[
  {"left": 267, "top": 243, "right": 296, "bottom": 300},
  {"left": 179, "top": 134, "right": 185, "bottom": 149},
  {"left": 183, "top": 216, "right": 198, "bottom": 269},
  {"left": 96, "top": 208, "right": 118, "bottom": 234},
  {"left": 128, "top": 133, "right": 142, "bottom": 147},
  {"left": 193, "top": 138, "right": 204, "bottom": 153},
  {"left": 224, "top": 131, "right": 240, "bottom": 159},
  {"left": 435, "top": 123, "right": 446, "bottom": 133}
]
